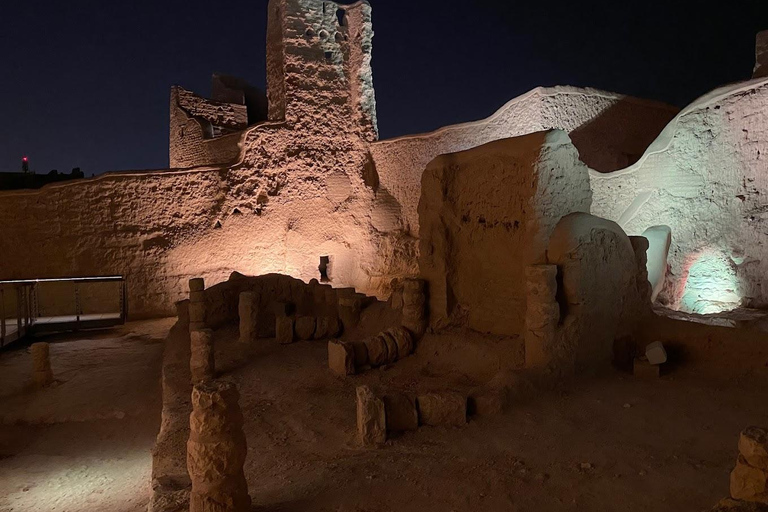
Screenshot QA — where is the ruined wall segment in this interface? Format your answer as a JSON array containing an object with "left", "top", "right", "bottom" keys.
[
  {"left": 591, "top": 77, "right": 768, "bottom": 312},
  {"left": 169, "top": 87, "right": 246, "bottom": 169},
  {"left": 372, "top": 86, "right": 678, "bottom": 236},
  {"left": 418, "top": 130, "right": 592, "bottom": 336},
  {"left": 266, "top": 0, "right": 377, "bottom": 140}
]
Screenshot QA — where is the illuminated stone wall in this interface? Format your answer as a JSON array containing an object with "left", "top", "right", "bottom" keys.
[
  {"left": 418, "top": 131, "right": 592, "bottom": 336},
  {"left": 371, "top": 87, "right": 678, "bottom": 236},
  {"left": 591, "top": 77, "right": 768, "bottom": 312},
  {"left": 1, "top": 0, "right": 747, "bottom": 320}
]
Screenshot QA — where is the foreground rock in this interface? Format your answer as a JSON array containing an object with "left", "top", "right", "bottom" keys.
[{"left": 187, "top": 380, "right": 251, "bottom": 512}]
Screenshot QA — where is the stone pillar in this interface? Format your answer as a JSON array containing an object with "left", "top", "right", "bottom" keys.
[
  {"left": 401, "top": 279, "right": 427, "bottom": 338},
  {"left": 754, "top": 31, "right": 768, "bottom": 79},
  {"left": 187, "top": 380, "right": 251, "bottom": 512},
  {"left": 189, "top": 278, "right": 206, "bottom": 332},
  {"left": 190, "top": 329, "right": 215, "bottom": 384},
  {"left": 524, "top": 265, "right": 560, "bottom": 369},
  {"left": 238, "top": 292, "right": 257, "bottom": 345},
  {"left": 31, "top": 342, "right": 54, "bottom": 388},
  {"left": 338, "top": 290, "right": 364, "bottom": 332},
  {"left": 356, "top": 385, "right": 386, "bottom": 447}
]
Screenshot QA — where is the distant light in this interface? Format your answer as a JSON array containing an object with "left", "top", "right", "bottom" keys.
[
  {"left": 22, "top": 156, "right": 28, "bottom": 162},
  {"left": 680, "top": 251, "right": 741, "bottom": 314}
]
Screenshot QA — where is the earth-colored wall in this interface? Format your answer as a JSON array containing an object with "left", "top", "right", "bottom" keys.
[
  {"left": 591, "top": 76, "right": 768, "bottom": 312},
  {"left": 419, "top": 130, "right": 591, "bottom": 336},
  {"left": 371, "top": 86, "right": 679, "bottom": 236}
]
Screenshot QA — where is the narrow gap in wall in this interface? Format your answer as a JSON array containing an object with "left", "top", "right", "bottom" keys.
[
  {"left": 336, "top": 8, "right": 345, "bottom": 26},
  {"left": 325, "top": 51, "right": 333, "bottom": 61},
  {"left": 319, "top": 256, "right": 330, "bottom": 282},
  {"left": 214, "top": 220, "right": 222, "bottom": 229}
]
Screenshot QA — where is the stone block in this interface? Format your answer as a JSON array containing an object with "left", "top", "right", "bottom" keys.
[
  {"left": 276, "top": 316, "right": 294, "bottom": 345},
  {"left": 189, "top": 302, "right": 206, "bottom": 325},
  {"left": 633, "top": 358, "right": 660, "bottom": 379},
  {"left": 339, "top": 297, "right": 363, "bottom": 330},
  {"left": 295, "top": 316, "right": 316, "bottom": 341},
  {"left": 740, "top": 427, "right": 768, "bottom": 470},
  {"left": 468, "top": 386, "right": 510, "bottom": 417},
  {"left": 314, "top": 316, "right": 341, "bottom": 340},
  {"left": 190, "top": 329, "right": 215, "bottom": 384},
  {"left": 388, "top": 327, "right": 414, "bottom": 360},
  {"left": 645, "top": 341, "right": 667, "bottom": 365},
  {"left": 189, "top": 291, "right": 206, "bottom": 303},
  {"left": 417, "top": 392, "right": 466, "bottom": 427},
  {"left": 356, "top": 386, "right": 386, "bottom": 446},
  {"left": 364, "top": 335, "right": 388, "bottom": 367},
  {"left": 731, "top": 455, "right": 768, "bottom": 502},
  {"left": 384, "top": 392, "right": 418, "bottom": 432},
  {"left": 238, "top": 292, "right": 257, "bottom": 345},
  {"left": 380, "top": 331, "right": 399, "bottom": 363},
  {"left": 189, "top": 278, "right": 205, "bottom": 292},
  {"left": 328, "top": 340, "right": 355, "bottom": 377}
]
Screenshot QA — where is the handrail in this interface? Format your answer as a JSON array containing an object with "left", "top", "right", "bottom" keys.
[{"left": 0, "top": 276, "right": 127, "bottom": 348}]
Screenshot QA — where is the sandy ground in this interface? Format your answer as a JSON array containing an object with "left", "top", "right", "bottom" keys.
[
  {"left": 213, "top": 324, "right": 768, "bottom": 512},
  {"left": 0, "top": 316, "right": 767, "bottom": 511},
  {"left": 0, "top": 319, "right": 174, "bottom": 512}
]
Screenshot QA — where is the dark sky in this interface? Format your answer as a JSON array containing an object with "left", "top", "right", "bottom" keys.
[{"left": 2, "top": 0, "right": 767, "bottom": 175}]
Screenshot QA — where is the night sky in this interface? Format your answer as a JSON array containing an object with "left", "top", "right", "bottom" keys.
[{"left": 2, "top": 0, "right": 767, "bottom": 175}]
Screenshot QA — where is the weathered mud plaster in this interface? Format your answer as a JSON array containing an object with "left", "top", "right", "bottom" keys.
[
  {"left": 0, "top": 0, "right": 683, "bottom": 318},
  {"left": 419, "top": 130, "right": 591, "bottom": 335},
  {"left": 591, "top": 76, "right": 768, "bottom": 313}
]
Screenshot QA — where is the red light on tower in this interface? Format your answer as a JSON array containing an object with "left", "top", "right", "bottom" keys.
[{"left": 21, "top": 156, "right": 30, "bottom": 173}]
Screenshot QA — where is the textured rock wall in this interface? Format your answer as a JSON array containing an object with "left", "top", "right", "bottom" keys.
[
  {"left": 418, "top": 130, "right": 591, "bottom": 336},
  {"left": 372, "top": 86, "right": 678, "bottom": 236},
  {"left": 591, "top": 77, "right": 768, "bottom": 311},
  {"left": 169, "top": 87, "right": 245, "bottom": 169}
]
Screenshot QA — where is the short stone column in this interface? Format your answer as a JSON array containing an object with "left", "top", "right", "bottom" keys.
[
  {"left": 629, "top": 236, "right": 652, "bottom": 304},
  {"left": 190, "top": 329, "right": 215, "bottom": 384},
  {"left": 401, "top": 279, "right": 427, "bottom": 338},
  {"left": 338, "top": 290, "right": 364, "bottom": 332},
  {"left": 238, "top": 292, "right": 257, "bottom": 345},
  {"left": 31, "top": 342, "right": 54, "bottom": 388},
  {"left": 189, "top": 278, "right": 206, "bottom": 332},
  {"left": 524, "top": 265, "right": 560, "bottom": 369},
  {"left": 356, "top": 385, "right": 386, "bottom": 447},
  {"left": 187, "top": 380, "right": 251, "bottom": 512}
]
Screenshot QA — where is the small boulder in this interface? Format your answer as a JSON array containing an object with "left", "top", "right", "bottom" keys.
[
  {"left": 417, "top": 392, "right": 466, "bottom": 427},
  {"left": 328, "top": 340, "right": 355, "bottom": 377},
  {"left": 645, "top": 341, "right": 668, "bottom": 365},
  {"left": 357, "top": 386, "right": 386, "bottom": 447},
  {"left": 740, "top": 427, "right": 768, "bottom": 470},
  {"left": 364, "top": 335, "right": 388, "bottom": 367},
  {"left": 731, "top": 455, "right": 768, "bottom": 502},
  {"left": 276, "top": 316, "right": 294, "bottom": 344}
]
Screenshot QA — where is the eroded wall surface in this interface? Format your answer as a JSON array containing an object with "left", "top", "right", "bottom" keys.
[
  {"left": 418, "top": 131, "right": 591, "bottom": 336},
  {"left": 372, "top": 86, "right": 678, "bottom": 236},
  {"left": 0, "top": 0, "right": 698, "bottom": 319},
  {"left": 591, "top": 77, "right": 768, "bottom": 312}
]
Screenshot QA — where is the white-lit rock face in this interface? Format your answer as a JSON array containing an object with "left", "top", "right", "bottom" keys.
[
  {"left": 591, "top": 77, "right": 768, "bottom": 312},
  {"left": 419, "top": 130, "right": 591, "bottom": 336}
]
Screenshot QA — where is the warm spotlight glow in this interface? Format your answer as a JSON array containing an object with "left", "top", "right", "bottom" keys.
[{"left": 680, "top": 251, "right": 741, "bottom": 314}]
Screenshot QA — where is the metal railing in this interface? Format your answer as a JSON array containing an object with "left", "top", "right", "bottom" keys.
[{"left": 0, "top": 276, "right": 127, "bottom": 348}]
